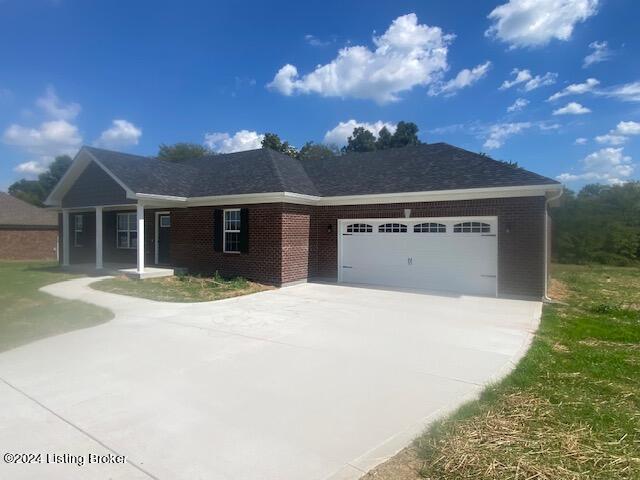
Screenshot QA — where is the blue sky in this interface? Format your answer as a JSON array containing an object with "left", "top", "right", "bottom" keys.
[{"left": 1, "top": 0, "right": 639, "bottom": 191}]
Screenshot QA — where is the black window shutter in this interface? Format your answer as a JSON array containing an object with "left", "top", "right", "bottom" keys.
[
  {"left": 239, "top": 208, "right": 249, "bottom": 253},
  {"left": 213, "top": 209, "right": 223, "bottom": 252}
]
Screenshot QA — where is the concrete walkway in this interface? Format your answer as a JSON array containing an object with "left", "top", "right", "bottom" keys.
[{"left": 0, "top": 278, "right": 542, "bottom": 480}]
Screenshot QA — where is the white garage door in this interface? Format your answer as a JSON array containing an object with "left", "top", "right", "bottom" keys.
[{"left": 338, "top": 217, "right": 498, "bottom": 296}]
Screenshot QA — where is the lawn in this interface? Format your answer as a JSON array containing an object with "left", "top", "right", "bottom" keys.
[
  {"left": 91, "top": 272, "right": 271, "bottom": 302},
  {"left": 363, "top": 264, "right": 640, "bottom": 480},
  {"left": 0, "top": 261, "right": 113, "bottom": 353}
]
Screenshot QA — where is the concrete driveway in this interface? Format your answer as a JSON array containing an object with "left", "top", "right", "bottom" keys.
[{"left": 0, "top": 278, "right": 541, "bottom": 480}]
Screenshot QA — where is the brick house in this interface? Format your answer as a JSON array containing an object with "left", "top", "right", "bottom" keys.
[
  {"left": 45, "top": 144, "right": 562, "bottom": 298},
  {"left": 0, "top": 192, "right": 58, "bottom": 260}
]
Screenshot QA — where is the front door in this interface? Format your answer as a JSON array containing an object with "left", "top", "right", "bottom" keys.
[{"left": 157, "top": 214, "right": 171, "bottom": 264}]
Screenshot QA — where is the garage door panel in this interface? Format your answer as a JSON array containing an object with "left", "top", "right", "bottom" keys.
[{"left": 339, "top": 218, "right": 498, "bottom": 296}]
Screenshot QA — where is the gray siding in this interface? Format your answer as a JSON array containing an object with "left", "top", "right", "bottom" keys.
[{"left": 62, "top": 161, "right": 133, "bottom": 208}]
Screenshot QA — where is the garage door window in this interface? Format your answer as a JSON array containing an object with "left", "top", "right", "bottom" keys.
[
  {"left": 453, "top": 222, "right": 490, "bottom": 233},
  {"left": 378, "top": 223, "right": 407, "bottom": 233},
  {"left": 346, "top": 223, "right": 373, "bottom": 233},
  {"left": 414, "top": 222, "right": 446, "bottom": 233}
]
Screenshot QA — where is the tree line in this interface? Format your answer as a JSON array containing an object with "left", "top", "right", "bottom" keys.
[
  {"left": 158, "top": 120, "right": 422, "bottom": 162},
  {"left": 551, "top": 182, "right": 640, "bottom": 266}
]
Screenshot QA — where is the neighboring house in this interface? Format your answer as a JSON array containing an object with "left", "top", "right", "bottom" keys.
[
  {"left": 0, "top": 192, "right": 59, "bottom": 261},
  {"left": 45, "top": 144, "right": 562, "bottom": 298}
]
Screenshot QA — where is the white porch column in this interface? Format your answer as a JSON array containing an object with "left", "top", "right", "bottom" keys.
[
  {"left": 95, "top": 206, "right": 103, "bottom": 269},
  {"left": 137, "top": 204, "right": 145, "bottom": 274},
  {"left": 62, "top": 209, "right": 70, "bottom": 266}
]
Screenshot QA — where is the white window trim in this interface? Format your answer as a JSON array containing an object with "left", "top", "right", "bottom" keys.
[
  {"left": 73, "top": 214, "right": 83, "bottom": 247},
  {"left": 116, "top": 212, "right": 138, "bottom": 250},
  {"left": 223, "top": 208, "right": 241, "bottom": 254}
]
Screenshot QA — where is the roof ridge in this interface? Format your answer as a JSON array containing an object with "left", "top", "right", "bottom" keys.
[{"left": 265, "top": 148, "right": 291, "bottom": 191}]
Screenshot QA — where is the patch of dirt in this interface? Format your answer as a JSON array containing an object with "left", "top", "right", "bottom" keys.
[
  {"left": 548, "top": 278, "right": 570, "bottom": 301},
  {"left": 552, "top": 342, "right": 570, "bottom": 353},
  {"left": 359, "top": 447, "right": 422, "bottom": 480},
  {"left": 578, "top": 339, "right": 640, "bottom": 350}
]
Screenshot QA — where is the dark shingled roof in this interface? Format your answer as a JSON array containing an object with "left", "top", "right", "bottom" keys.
[
  {"left": 83, "top": 143, "right": 558, "bottom": 199},
  {"left": 84, "top": 147, "right": 197, "bottom": 197},
  {"left": 302, "top": 143, "right": 558, "bottom": 196},
  {"left": 0, "top": 192, "right": 58, "bottom": 226}
]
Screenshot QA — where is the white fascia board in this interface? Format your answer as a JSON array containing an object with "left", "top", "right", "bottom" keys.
[
  {"left": 184, "top": 184, "right": 560, "bottom": 207},
  {"left": 186, "top": 191, "right": 318, "bottom": 207},
  {"left": 135, "top": 193, "right": 188, "bottom": 202},
  {"left": 316, "top": 184, "right": 562, "bottom": 205}
]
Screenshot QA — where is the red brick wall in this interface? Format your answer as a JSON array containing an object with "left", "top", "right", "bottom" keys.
[
  {"left": 0, "top": 228, "right": 58, "bottom": 260},
  {"left": 281, "top": 204, "right": 313, "bottom": 284},
  {"left": 307, "top": 196, "right": 546, "bottom": 297},
  {"left": 169, "top": 203, "right": 283, "bottom": 284}
]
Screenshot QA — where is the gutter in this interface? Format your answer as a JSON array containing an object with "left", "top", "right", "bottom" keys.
[{"left": 544, "top": 188, "right": 564, "bottom": 301}]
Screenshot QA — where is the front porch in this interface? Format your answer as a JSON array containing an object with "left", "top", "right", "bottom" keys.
[{"left": 60, "top": 204, "right": 179, "bottom": 278}]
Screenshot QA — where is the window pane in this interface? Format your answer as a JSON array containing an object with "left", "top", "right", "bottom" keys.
[
  {"left": 118, "top": 214, "right": 127, "bottom": 230},
  {"left": 225, "top": 231, "right": 240, "bottom": 252},
  {"left": 160, "top": 216, "right": 170, "bottom": 227},
  {"left": 129, "top": 213, "right": 137, "bottom": 232},
  {"left": 118, "top": 232, "right": 128, "bottom": 248},
  {"left": 225, "top": 210, "right": 240, "bottom": 231},
  {"left": 130, "top": 232, "right": 138, "bottom": 248}
]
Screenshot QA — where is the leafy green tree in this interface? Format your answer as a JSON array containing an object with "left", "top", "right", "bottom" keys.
[
  {"left": 297, "top": 142, "right": 338, "bottom": 161},
  {"left": 38, "top": 155, "right": 72, "bottom": 194},
  {"left": 551, "top": 182, "right": 640, "bottom": 266},
  {"left": 343, "top": 127, "right": 377, "bottom": 153},
  {"left": 375, "top": 126, "right": 393, "bottom": 150},
  {"left": 9, "top": 179, "right": 45, "bottom": 206},
  {"left": 390, "top": 121, "right": 421, "bottom": 148},
  {"left": 8, "top": 154, "right": 72, "bottom": 206},
  {"left": 261, "top": 133, "right": 298, "bottom": 158},
  {"left": 158, "top": 143, "right": 211, "bottom": 162}
]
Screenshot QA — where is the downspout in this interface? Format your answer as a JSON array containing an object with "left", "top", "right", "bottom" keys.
[{"left": 544, "top": 188, "right": 564, "bottom": 301}]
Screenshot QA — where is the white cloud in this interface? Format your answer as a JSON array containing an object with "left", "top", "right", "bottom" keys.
[
  {"left": 486, "top": 0, "right": 599, "bottom": 48},
  {"left": 507, "top": 98, "right": 529, "bottom": 112},
  {"left": 14, "top": 161, "right": 48, "bottom": 176},
  {"left": 614, "top": 121, "right": 640, "bottom": 136},
  {"left": 204, "top": 130, "right": 264, "bottom": 153},
  {"left": 547, "top": 78, "right": 599, "bottom": 101},
  {"left": 3, "top": 119, "right": 82, "bottom": 154},
  {"left": 304, "top": 34, "right": 331, "bottom": 47},
  {"left": 428, "top": 61, "right": 491, "bottom": 97},
  {"left": 500, "top": 68, "right": 557, "bottom": 91},
  {"left": 553, "top": 102, "right": 591, "bottom": 115},
  {"left": 3, "top": 119, "right": 82, "bottom": 178},
  {"left": 594, "top": 121, "right": 640, "bottom": 145},
  {"left": 575, "top": 137, "right": 588, "bottom": 145},
  {"left": 94, "top": 119, "right": 142, "bottom": 149},
  {"left": 483, "top": 122, "right": 532, "bottom": 149},
  {"left": 597, "top": 81, "right": 640, "bottom": 102},
  {"left": 323, "top": 120, "right": 397, "bottom": 146},
  {"left": 268, "top": 13, "right": 454, "bottom": 104},
  {"left": 556, "top": 147, "right": 634, "bottom": 185},
  {"left": 583, "top": 40, "right": 611, "bottom": 67},
  {"left": 35, "top": 86, "right": 81, "bottom": 120},
  {"left": 595, "top": 134, "right": 626, "bottom": 145}
]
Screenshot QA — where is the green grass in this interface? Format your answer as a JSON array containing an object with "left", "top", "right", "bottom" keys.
[
  {"left": 91, "top": 272, "right": 271, "bottom": 302},
  {"left": 364, "top": 264, "right": 640, "bottom": 480},
  {"left": 0, "top": 261, "right": 113, "bottom": 353}
]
